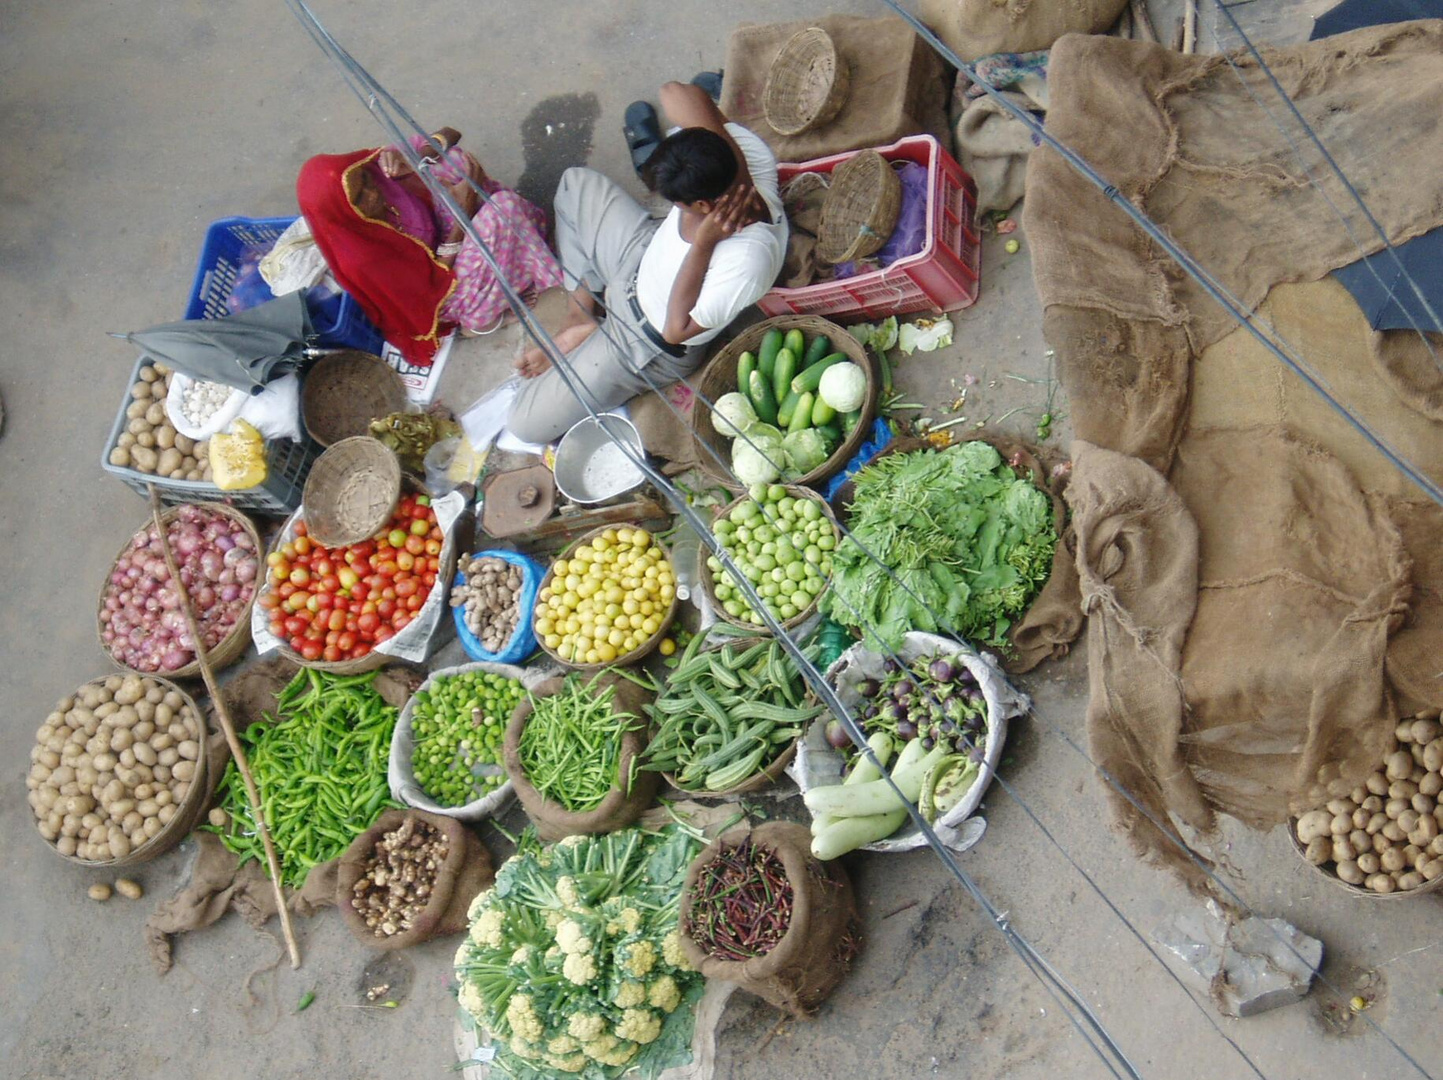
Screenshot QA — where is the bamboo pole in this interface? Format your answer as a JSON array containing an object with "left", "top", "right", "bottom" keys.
[
  {"left": 1183, "top": 0, "right": 1198, "bottom": 54},
  {"left": 147, "top": 486, "right": 301, "bottom": 969}
]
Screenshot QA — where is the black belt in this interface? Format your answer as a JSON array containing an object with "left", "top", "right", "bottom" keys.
[{"left": 624, "top": 280, "right": 687, "bottom": 358}]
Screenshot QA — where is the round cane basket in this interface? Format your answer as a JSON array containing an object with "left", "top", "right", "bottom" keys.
[
  {"left": 533, "top": 524, "right": 679, "bottom": 672},
  {"left": 660, "top": 639, "right": 801, "bottom": 798},
  {"left": 302, "top": 351, "right": 408, "bottom": 447},
  {"left": 817, "top": 150, "right": 902, "bottom": 264},
  {"left": 301, "top": 436, "right": 403, "bottom": 548},
  {"left": 692, "top": 314, "right": 878, "bottom": 491},
  {"left": 37, "top": 674, "right": 211, "bottom": 869},
  {"left": 764, "top": 27, "right": 850, "bottom": 137},
  {"left": 699, "top": 485, "right": 839, "bottom": 636},
  {"left": 98, "top": 502, "right": 261, "bottom": 680},
  {"left": 1288, "top": 819, "right": 1443, "bottom": 900}
]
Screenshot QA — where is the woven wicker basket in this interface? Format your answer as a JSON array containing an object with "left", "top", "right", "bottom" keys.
[
  {"left": 699, "top": 486, "right": 839, "bottom": 636},
  {"left": 692, "top": 314, "right": 877, "bottom": 491},
  {"left": 98, "top": 503, "right": 260, "bottom": 680},
  {"left": 817, "top": 150, "right": 903, "bottom": 264},
  {"left": 301, "top": 436, "right": 402, "bottom": 548},
  {"left": 1288, "top": 818, "right": 1443, "bottom": 900},
  {"left": 38, "top": 675, "right": 210, "bottom": 868},
  {"left": 533, "top": 524, "right": 678, "bottom": 672},
  {"left": 763, "top": 27, "right": 850, "bottom": 137},
  {"left": 302, "top": 351, "right": 408, "bottom": 447}
]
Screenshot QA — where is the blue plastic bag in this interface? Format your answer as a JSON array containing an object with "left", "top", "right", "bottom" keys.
[
  {"left": 823, "top": 418, "right": 894, "bottom": 502},
  {"left": 453, "top": 549, "right": 545, "bottom": 664}
]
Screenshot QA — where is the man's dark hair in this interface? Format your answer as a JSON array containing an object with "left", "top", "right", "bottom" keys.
[{"left": 642, "top": 128, "right": 738, "bottom": 204}]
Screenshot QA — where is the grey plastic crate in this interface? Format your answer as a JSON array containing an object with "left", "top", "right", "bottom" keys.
[{"left": 101, "top": 353, "right": 319, "bottom": 515}]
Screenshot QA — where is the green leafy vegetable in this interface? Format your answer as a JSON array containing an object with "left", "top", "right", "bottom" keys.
[{"left": 822, "top": 442, "right": 1056, "bottom": 651}]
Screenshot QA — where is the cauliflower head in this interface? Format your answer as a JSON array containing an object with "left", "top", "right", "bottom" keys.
[
  {"left": 509, "top": 1035, "right": 541, "bottom": 1061},
  {"left": 661, "top": 928, "right": 694, "bottom": 972},
  {"left": 510, "top": 945, "right": 534, "bottom": 966},
  {"left": 457, "top": 981, "right": 485, "bottom": 1022},
  {"left": 546, "top": 1052, "right": 588, "bottom": 1073},
  {"left": 615, "top": 1007, "right": 663, "bottom": 1046},
  {"left": 506, "top": 994, "right": 544, "bottom": 1043},
  {"left": 647, "top": 974, "right": 682, "bottom": 1014},
  {"left": 562, "top": 952, "right": 599, "bottom": 985},
  {"left": 467, "top": 887, "right": 496, "bottom": 923},
  {"left": 469, "top": 909, "right": 506, "bottom": 949},
  {"left": 583, "top": 1034, "right": 639, "bottom": 1067},
  {"left": 568, "top": 1012, "right": 607, "bottom": 1043},
  {"left": 617, "top": 939, "right": 657, "bottom": 979},
  {"left": 556, "top": 875, "right": 582, "bottom": 909},
  {"left": 613, "top": 979, "right": 647, "bottom": 1008},
  {"left": 556, "top": 918, "right": 594, "bottom": 955},
  {"left": 547, "top": 1034, "right": 581, "bottom": 1056},
  {"left": 606, "top": 907, "right": 643, "bottom": 937},
  {"left": 544, "top": 910, "right": 564, "bottom": 930}
]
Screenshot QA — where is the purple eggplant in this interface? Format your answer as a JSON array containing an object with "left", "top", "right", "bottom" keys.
[
  {"left": 824, "top": 720, "right": 852, "bottom": 750},
  {"left": 883, "top": 658, "right": 899, "bottom": 674},
  {"left": 893, "top": 679, "right": 915, "bottom": 701},
  {"left": 922, "top": 736, "right": 936, "bottom": 750},
  {"left": 862, "top": 704, "right": 878, "bottom": 721},
  {"left": 897, "top": 719, "right": 918, "bottom": 740},
  {"left": 928, "top": 658, "right": 956, "bottom": 683},
  {"left": 857, "top": 678, "right": 881, "bottom": 699}
]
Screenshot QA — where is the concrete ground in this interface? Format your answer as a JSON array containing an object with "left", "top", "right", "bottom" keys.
[{"left": 2, "top": 2, "right": 1438, "bottom": 1079}]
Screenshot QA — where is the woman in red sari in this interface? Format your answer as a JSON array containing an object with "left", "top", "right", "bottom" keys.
[{"left": 297, "top": 129, "right": 560, "bottom": 366}]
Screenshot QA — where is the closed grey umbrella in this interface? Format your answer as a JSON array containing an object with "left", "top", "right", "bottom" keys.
[{"left": 118, "top": 291, "right": 317, "bottom": 393}]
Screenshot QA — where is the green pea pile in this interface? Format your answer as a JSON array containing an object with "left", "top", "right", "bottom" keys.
[
  {"left": 707, "top": 483, "right": 836, "bottom": 625},
  {"left": 409, "top": 670, "right": 525, "bottom": 806}
]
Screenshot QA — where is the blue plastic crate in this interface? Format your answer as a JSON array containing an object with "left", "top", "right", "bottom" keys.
[{"left": 184, "top": 214, "right": 384, "bottom": 354}]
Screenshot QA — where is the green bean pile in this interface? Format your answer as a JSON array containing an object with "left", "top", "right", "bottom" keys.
[
  {"left": 516, "top": 674, "right": 642, "bottom": 812},
  {"left": 208, "top": 669, "right": 400, "bottom": 888},
  {"left": 642, "top": 630, "right": 823, "bottom": 791}
]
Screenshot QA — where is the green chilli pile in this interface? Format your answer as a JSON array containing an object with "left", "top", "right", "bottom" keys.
[
  {"left": 455, "top": 826, "right": 706, "bottom": 1078},
  {"left": 207, "top": 669, "right": 400, "bottom": 888}
]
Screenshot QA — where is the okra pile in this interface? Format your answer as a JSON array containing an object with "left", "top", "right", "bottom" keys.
[
  {"left": 208, "top": 669, "right": 400, "bottom": 888},
  {"left": 642, "top": 629, "right": 825, "bottom": 792}
]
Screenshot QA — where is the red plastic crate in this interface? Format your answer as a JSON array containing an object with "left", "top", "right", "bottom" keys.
[{"left": 762, "top": 134, "right": 981, "bottom": 324}]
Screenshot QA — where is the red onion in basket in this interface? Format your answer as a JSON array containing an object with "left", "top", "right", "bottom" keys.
[{"left": 100, "top": 507, "right": 260, "bottom": 671}]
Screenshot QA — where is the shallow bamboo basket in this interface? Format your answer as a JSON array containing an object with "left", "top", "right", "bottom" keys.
[{"left": 763, "top": 27, "right": 850, "bottom": 136}]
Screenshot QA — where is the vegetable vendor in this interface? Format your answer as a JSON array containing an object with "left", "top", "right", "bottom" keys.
[
  {"left": 297, "top": 128, "right": 562, "bottom": 365},
  {"left": 506, "top": 82, "right": 789, "bottom": 443}
]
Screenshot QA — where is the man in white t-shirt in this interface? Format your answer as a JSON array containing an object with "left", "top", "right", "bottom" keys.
[{"left": 507, "top": 82, "right": 787, "bottom": 443}]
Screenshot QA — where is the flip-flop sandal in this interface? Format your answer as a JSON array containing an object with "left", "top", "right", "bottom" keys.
[
  {"left": 623, "top": 101, "right": 662, "bottom": 175},
  {"left": 690, "top": 70, "right": 723, "bottom": 102}
]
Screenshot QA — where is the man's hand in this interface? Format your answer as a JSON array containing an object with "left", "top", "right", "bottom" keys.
[
  {"left": 514, "top": 320, "right": 597, "bottom": 378},
  {"left": 377, "top": 147, "right": 412, "bottom": 179},
  {"left": 695, "top": 183, "right": 756, "bottom": 248}
]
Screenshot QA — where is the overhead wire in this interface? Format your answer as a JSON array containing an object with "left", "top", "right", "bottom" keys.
[
  {"left": 281, "top": 4, "right": 1149, "bottom": 1075},
  {"left": 284, "top": 2, "right": 1437, "bottom": 1077}
]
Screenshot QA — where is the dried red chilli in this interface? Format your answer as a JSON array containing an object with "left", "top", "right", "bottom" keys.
[{"left": 685, "top": 839, "right": 793, "bottom": 960}]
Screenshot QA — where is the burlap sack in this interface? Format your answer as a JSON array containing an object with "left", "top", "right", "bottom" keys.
[
  {"left": 919, "top": 0, "right": 1128, "bottom": 62},
  {"left": 335, "top": 809, "right": 494, "bottom": 950},
  {"left": 1013, "top": 28, "right": 1443, "bottom": 886},
  {"left": 503, "top": 674, "right": 659, "bottom": 842},
  {"left": 719, "top": 15, "right": 950, "bottom": 162},
  {"left": 679, "top": 822, "right": 858, "bottom": 1017}
]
